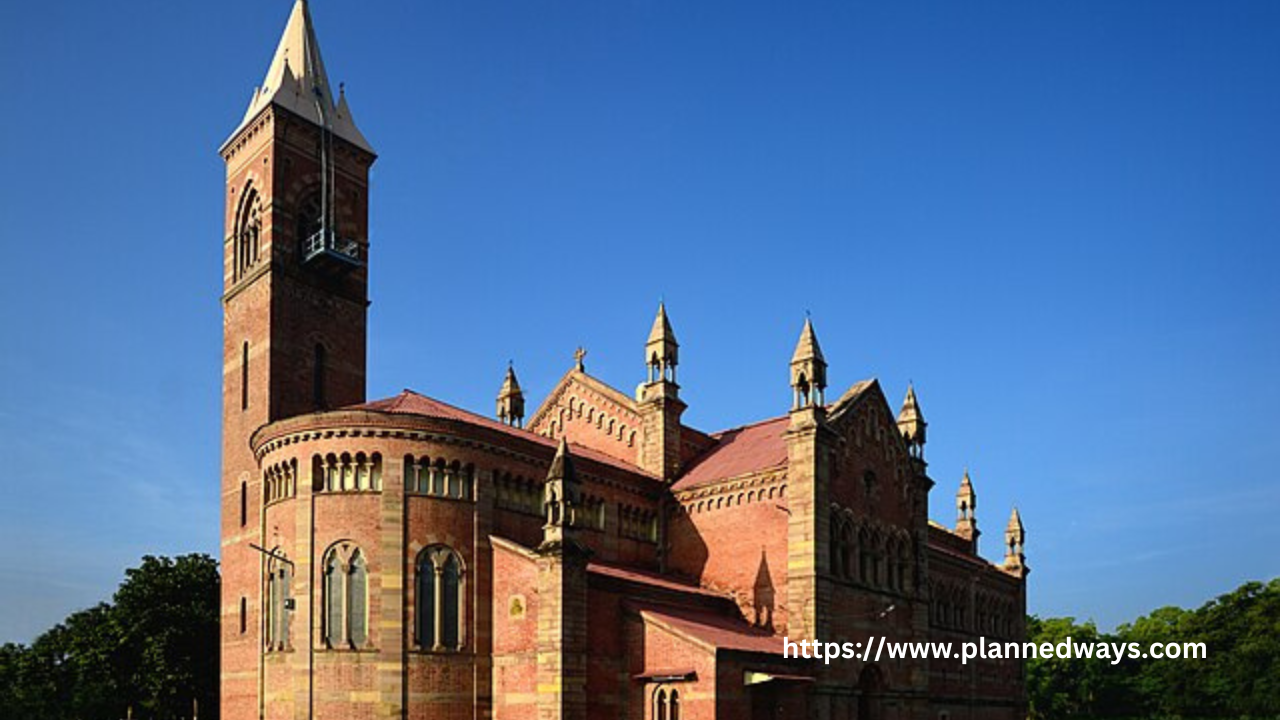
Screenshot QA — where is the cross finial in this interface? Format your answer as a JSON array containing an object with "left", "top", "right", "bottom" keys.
[{"left": 574, "top": 347, "right": 587, "bottom": 371}]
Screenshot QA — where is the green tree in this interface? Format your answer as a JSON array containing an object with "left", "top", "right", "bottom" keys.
[{"left": 0, "top": 554, "right": 219, "bottom": 720}]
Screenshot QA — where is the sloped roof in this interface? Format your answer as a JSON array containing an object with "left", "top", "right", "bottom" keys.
[
  {"left": 349, "top": 390, "right": 653, "bottom": 477},
  {"left": 672, "top": 416, "right": 790, "bottom": 491},
  {"left": 588, "top": 561, "right": 728, "bottom": 600},
  {"left": 631, "top": 601, "right": 786, "bottom": 656},
  {"left": 671, "top": 381, "right": 881, "bottom": 492}
]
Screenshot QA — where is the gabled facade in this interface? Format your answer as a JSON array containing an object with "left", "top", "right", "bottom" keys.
[{"left": 219, "top": 4, "right": 1029, "bottom": 719}]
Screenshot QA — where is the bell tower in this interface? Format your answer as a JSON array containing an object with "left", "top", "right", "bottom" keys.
[{"left": 218, "top": 2, "right": 375, "bottom": 717}]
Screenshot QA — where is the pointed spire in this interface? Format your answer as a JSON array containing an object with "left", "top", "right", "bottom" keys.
[
  {"left": 547, "top": 437, "right": 576, "bottom": 486},
  {"left": 897, "top": 383, "right": 927, "bottom": 450},
  {"left": 790, "top": 317, "right": 825, "bottom": 364},
  {"left": 223, "top": 0, "right": 373, "bottom": 154},
  {"left": 496, "top": 362, "right": 525, "bottom": 428},
  {"left": 540, "top": 438, "right": 585, "bottom": 549},
  {"left": 1004, "top": 507, "right": 1027, "bottom": 576},
  {"left": 956, "top": 469, "right": 979, "bottom": 547},
  {"left": 1006, "top": 507, "right": 1024, "bottom": 539},
  {"left": 789, "top": 317, "right": 828, "bottom": 410},
  {"left": 644, "top": 302, "right": 679, "bottom": 384}
]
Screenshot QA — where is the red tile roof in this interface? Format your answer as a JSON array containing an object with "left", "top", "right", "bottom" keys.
[
  {"left": 587, "top": 561, "right": 729, "bottom": 600},
  {"left": 671, "top": 416, "right": 790, "bottom": 491},
  {"left": 631, "top": 601, "right": 787, "bottom": 656},
  {"left": 348, "top": 390, "right": 655, "bottom": 477}
]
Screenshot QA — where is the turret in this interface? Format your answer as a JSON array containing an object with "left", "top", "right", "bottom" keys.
[
  {"left": 956, "top": 469, "right": 979, "bottom": 551},
  {"left": 1004, "top": 508, "right": 1028, "bottom": 578},
  {"left": 645, "top": 301, "right": 679, "bottom": 384},
  {"left": 790, "top": 317, "right": 827, "bottom": 413},
  {"left": 535, "top": 439, "right": 590, "bottom": 720},
  {"left": 540, "top": 439, "right": 584, "bottom": 549},
  {"left": 637, "top": 303, "right": 685, "bottom": 480},
  {"left": 897, "top": 384, "right": 926, "bottom": 458},
  {"left": 496, "top": 363, "right": 525, "bottom": 428}
]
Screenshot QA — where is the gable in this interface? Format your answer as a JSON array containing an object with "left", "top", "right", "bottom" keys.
[{"left": 528, "top": 370, "right": 644, "bottom": 465}]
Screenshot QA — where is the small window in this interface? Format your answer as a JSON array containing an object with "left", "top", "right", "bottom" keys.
[
  {"left": 239, "top": 481, "right": 247, "bottom": 528},
  {"left": 241, "top": 341, "right": 250, "bottom": 410}
]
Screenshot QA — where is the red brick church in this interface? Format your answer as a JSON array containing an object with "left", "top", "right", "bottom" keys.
[{"left": 218, "top": 3, "right": 1030, "bottom": 718}]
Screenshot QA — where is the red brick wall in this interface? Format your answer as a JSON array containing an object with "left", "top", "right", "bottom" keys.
[{"left": 668, "top": 482, "right": 790, "bottom": 632}]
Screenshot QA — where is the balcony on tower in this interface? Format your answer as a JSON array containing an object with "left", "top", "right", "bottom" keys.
[{"left": 302, "top": 228, "right": 364, "bottom": 270}]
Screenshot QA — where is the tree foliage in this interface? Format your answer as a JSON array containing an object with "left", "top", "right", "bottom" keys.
[
  {"left": 1028, "top": 578, "right": 1280, "bottom": 720},
  {"left": 0, "top": 554, "right": 219, "bottom": 720}
]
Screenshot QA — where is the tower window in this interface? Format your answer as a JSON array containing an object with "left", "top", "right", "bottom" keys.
[
  {"left": 239, "top": 596, "right": 247, "bottom": 634},
  {"left": 234, "top": 186, "right": 262, "bottom": 280},
  {"left": 239, "top": 481, "right": 247, "bottom": 527},
  {"left": 241, "top": 341, "right": 250, "bottom": 411}
]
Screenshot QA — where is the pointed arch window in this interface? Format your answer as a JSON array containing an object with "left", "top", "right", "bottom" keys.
[
  {"left": 322, "top": 542, "right": 370, "bottom": 649},
  {"left": 234, "top": 185, "right": 262, "bottom": 280},
  {"left": 415, "top": 546, "right": 465, "bottom": 651},
  {"left": 653, "top": 686, "right": 681, "bottom": 720}
]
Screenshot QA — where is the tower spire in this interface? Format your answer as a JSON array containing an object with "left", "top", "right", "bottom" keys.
[
  {"left": 644, "top": 302, "right": 679, "bottom": 384},
  {"left": 897, "top": 383, "right": 927, "bottom": 457},
  {"left": 789, "top": 317, "right": 827, "bottom": 410},
  {"left": 1004, "top": 507, "right": 1028, "bottom": 577},
  {"left": 496, "top": 363, "right": 525, "bottom": 428},
  {"left": 956, "top": 468, "right": 979, "bottom": 550},
  {"left": 222, "top": 0, "right": 373, "bottom": 154}
]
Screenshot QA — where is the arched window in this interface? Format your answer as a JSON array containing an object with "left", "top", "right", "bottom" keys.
[
  {"left": 415, "top": 546, "right": 465, "bottom": 651},
  {"left": 323, "top": 551, "right": 343, "bottom": 647},
  {"left": 234, "top": 185, "right": 262, "bottom": 279},
  {"left": 348, "top": 550, "right": 368, "bottom": 647},
  {"left": 265, "top": 553, "right": 291, "bottom": 651},
  {"left": 322, "top": 542, "right": 368, "bottom": 649},
  {"left": 653, "top": 686, "right": 680, "bottom": 720}
]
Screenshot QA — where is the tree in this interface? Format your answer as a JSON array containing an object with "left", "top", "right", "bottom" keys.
[{"left": 0, "top": 554, "right": 219, "bottom": 720}]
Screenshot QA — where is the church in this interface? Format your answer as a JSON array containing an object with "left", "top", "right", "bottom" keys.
[{"left": 218, "top": 3, "right": 1030, "bottom": 719}]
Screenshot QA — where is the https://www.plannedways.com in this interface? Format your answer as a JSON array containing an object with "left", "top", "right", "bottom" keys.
[{"left": 784, "top": 636, "right": 1208, "bottom": 666}]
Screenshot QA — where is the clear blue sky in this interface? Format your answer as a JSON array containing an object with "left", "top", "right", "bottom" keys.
[{"left": 1, "top": 1, "right": 1277, "bottom": 644}]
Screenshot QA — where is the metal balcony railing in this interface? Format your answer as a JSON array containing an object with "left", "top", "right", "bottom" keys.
[{"left": 302, "top": 229, "right": 363, "bottom": 267}]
